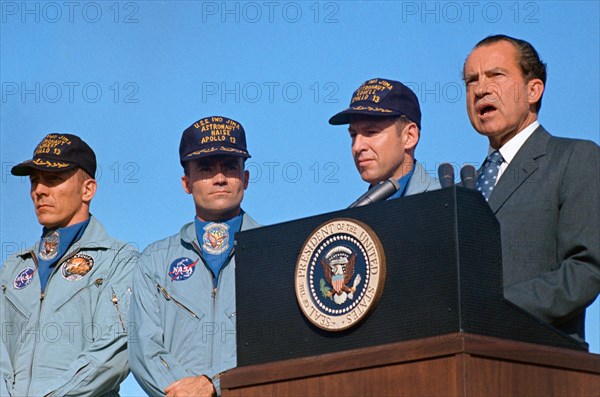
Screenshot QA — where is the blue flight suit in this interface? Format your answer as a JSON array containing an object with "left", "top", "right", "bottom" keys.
[
  {"left": 128, "top": 213, "right": 259, "bottom": 396},
  {"left": 0, "top": 217, "right": 138, "bottom": 396}
]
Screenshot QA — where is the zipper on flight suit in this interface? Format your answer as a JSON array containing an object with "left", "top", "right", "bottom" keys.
[
  {"left": 38, "top": 249, "right": 80, "bottom": 301},
  {"left": 1, "top": 285, "right": 29, "bottom": 319},
  {"left": 209, "top": 242, "right": 236, "bottom": 373},
  {"left": 212, "top": 247, "right": 236, "bottom": 302},
  {"left": 190, "top": 240, "right": 218, "bottom": 301},
  {"left": 111, "top": 287, "right": 126, "bottom": 332},
  {"left": 27, "top": 247, "right": 80, "bottom": 397},
  {"left": 192, "top": 221, "right": 239, "bottom": 373},
  {"left": 156, "top": 284, "right": 198, "bottom": 319},
  {"left": 159, "top": 356, "right": 170, "bottom": 369}
]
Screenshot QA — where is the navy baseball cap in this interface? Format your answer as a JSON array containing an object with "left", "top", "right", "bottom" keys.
[
  {"left": 179, "top": 116, "right": 251, "bottom": 165},
  {"left": 329, "top": 78, "right": 422, "bottom": 128},
  {"left": 11, "top": 133, "right": 97, "bottom": 178}
]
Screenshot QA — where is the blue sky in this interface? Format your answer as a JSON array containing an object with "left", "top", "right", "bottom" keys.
[{"left": 1, "top": 1, "right": 598, "bottom": 395}]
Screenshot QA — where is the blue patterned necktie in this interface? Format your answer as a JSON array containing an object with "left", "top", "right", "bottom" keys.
[{"left": 476, "top": 150, "right": 503, "bottom": 201}]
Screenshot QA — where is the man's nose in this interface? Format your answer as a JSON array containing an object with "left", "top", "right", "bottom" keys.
[
  {"left": 352, "top": 134, "right": 366, "bottom": 153},
  {"left": 473, "top": 77, "right": 494, "bottom": 98},
  {"left": 213, "top": 165, "right": 227, "bottom": 184},
  {"left": 31, "top": 181, "right": 49, "bottom": 196}
]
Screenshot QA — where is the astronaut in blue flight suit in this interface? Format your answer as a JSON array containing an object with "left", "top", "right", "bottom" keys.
[
  {"left": 128, "top": 116, "right": 259, "bottom": 397},
  {"left": 0, "top": 133, "right": 138, "bottom": 396}
]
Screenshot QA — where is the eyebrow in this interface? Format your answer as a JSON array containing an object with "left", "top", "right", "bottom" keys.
[
  {"left": 485, "top": 67, "right": 508, "bottom": 75},
  {"left": 222, "top": 160, "right": 241, "bottom": 167},
  {"left": 348, "top": 122, "right": 386, "bottom": 132},
  {"left": 465, "top": 66, "right": 509, "bottom": 80}
]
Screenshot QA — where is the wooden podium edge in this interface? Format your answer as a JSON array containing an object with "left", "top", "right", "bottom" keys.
[{"left": 221, "top": 332, "right": 600, "bottom": 390}]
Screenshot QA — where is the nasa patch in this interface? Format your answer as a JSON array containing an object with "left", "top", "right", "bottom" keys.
[
  {"left": 13, "top": 267, "right": 35, "bottom": 289},
  {"left": 62, "top": 254, "right": 94, "bottom": 281},
  {"left": 295, "top": 218, "right": 386, "bottom": 332},
  {"left": 168, "top": 257, "right": 198, "bottom": 281}
]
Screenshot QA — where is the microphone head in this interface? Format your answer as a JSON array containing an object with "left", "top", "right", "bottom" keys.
[
  {"left": 348, "top": 178, "right": 400, "bottom": 208},
  {"left": 460, "top": 165, "right": 477, "bottom": 189},
  {"left": 437, "top": 163, "right": 455, "bottom": 188},
  {"left": 385, "top": 177, "right": 400, "bottom": 191}
]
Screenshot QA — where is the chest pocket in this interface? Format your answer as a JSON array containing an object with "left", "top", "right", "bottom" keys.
[
  {"left": 2, "top": 286, "right": 32, "bottom": 322},
  {"left": 156, "top": 283, "right": 205, "bottom": 321},
  {"left": 52, "top": 276, "right": 104, "bottom": 313}
]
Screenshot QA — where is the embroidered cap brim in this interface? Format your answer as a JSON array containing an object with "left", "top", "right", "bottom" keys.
[
  {"left": 329, "top": 78, "right": 422, "bottom": 128},
  {"left": 11, "top": 158, "right": 79, "bottom": 176},
  {"left": 183, "top": 146, "right": 251, "bottom": 162},
  {"left": 328, "top": 107, "right": 404, "bottom": 125},
  {"left": 11, "top": 133, "right": 97, "bottom": 177},
  {"left": 179, "top": 116, "right": 251, "bottom": 165}
]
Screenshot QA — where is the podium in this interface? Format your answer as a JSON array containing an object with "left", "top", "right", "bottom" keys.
[{"left": 222, "top": 188, "right": 600, "bottom": 395}]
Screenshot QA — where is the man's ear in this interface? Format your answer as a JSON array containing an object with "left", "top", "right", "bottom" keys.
[
  {"left": 181, "top": 175, "right": 192, "bottom": 194},
  {"left": 527, "top": 78, "right": 544, "bottom": 106},
  {"left": 81, "top": 178, "right": 97, "bottom": 203},
  {"left": 403, "top": 123, "right": 419, "bottom": 151},
  {"left": 243, "top": 170, "right": 249, "bottom": 190}
]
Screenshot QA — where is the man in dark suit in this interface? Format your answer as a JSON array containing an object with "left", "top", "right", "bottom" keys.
[{"left": 463, "top": 34, "right": 600, "bottom": 344}]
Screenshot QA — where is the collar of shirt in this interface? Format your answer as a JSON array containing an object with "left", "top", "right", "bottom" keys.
[
  {"left": 487, "top": 121, "right": 539, "bottom": 183},
  {"left": 387, "top": 161, "right": 416, "bottom": 201},
  {"left": 37, "top": 218, "right": 91, "bottom": 292}
]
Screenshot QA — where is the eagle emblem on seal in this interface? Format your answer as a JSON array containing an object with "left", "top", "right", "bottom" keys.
[{"left": 320, "top": 246, "right": 362, "bottom": 305}]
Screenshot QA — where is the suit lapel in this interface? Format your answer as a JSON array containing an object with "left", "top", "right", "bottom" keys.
[{"left": 487, "top": 127, "right": 551, "bottom": 214}]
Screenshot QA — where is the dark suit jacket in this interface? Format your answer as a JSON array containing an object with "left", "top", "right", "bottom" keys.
[{"left": 486, "top": 126, "right": 600, "bottom": 342}]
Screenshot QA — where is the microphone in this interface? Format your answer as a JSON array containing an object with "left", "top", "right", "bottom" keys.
[
  {"left": 460, "top": 165, "right": 477, "bottom": 189},
  {"left": 348, "top": 178, "right": 400, "bottom": 208},
  {"left": 437, "top": 163, "right": 455, "bottom": 188}
]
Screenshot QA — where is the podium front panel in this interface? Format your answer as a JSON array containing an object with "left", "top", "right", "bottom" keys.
[{"left": 234, "top": 188, "right": 584, "bottom": 367}]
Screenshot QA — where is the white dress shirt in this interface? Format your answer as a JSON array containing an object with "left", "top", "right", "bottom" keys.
[{"left": 486, "top": 120, "right": 540, "bottom": 184}]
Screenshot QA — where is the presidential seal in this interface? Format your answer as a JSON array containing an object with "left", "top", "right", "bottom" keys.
[
  {"left": 61, "top": 254, "right": 94, "bottom": 281},
  {"left": 294, "top": 218, "right": 386, "bottom": 331}
]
